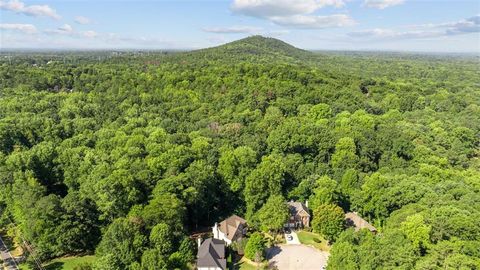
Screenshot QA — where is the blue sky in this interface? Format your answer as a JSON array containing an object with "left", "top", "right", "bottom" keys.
[{"left": 1, "top": 0, "right": 479, "bottom": 52}]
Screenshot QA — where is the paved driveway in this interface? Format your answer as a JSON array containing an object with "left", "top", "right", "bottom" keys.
[
  {"left": 266, "top": 244, "right": 329, "bottom": 270},
  {"left": 0, "top": 236, "right": 19, "bottom": 270},
  {"left": 284, "top": 231, "right": 300, "bottom": 245}
]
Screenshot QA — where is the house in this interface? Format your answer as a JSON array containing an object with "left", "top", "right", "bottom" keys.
[
  {"left": 345, "top": 212, "right": 377, "bottom": 233},
  {"left": 286, "top": 201, "right": 310, "bottom": 228},
  {"left": 196, "top": 238, "right": 226, "bottom": 270},
  {"left": 212, "top": 215, "right": 247, "bottom": 245}
]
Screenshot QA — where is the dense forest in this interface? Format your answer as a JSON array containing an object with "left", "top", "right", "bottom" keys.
[{"left": 0, "top": 36, "right": 479, "bottom": 269}]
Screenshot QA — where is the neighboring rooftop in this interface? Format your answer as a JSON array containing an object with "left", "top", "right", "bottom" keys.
[
  {"left": 345, "top": 212, "right": 377, "bottom": 232},
  {"left": 219, "top": 215, "right": 247, "bottom": 241},
  {"left": 197, "top": 238, "right": 226, "bottom": 270},
  {"left": 288, "top": 201, "right": 310, "bottom": 217}
]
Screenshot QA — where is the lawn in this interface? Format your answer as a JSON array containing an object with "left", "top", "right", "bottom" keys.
[
  {"left": 233, "top": 257, "right": 266, "bottom": 270},
  {"left": 19, "top": 256, "right": 96, "bottom": 270},
  {"left": 297, "top": 231, "right": 330, "bottom": 252}
]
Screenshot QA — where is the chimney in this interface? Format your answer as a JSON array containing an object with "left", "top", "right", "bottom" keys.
[
  {"left": 213, "top": 222, "right": 219, "bottom": 239},
  {"left": 197, "top": 237, "right": 202, "bottom": 248},
  {"left": 305, "top": 200, "right": 309, "bottom": 208}
]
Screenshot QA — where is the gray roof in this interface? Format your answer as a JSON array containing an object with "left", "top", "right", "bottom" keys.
[
  {"left": 288, "top": 201, "right": 310, "bottom": 217},
  {"left": 197, "top": 238, "right": 226, "bottom": 270}
]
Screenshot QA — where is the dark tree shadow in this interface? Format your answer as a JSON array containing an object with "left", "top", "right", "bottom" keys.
[{"left": 265, "top": 246, "right": 282, "bottom": 260}]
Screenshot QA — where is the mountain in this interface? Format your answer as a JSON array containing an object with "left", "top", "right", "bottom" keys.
[{"left": 183, "top": 36, "right": 312, "bottom": 62}]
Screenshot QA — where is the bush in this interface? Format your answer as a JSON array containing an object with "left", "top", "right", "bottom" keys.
[{"left": 244, "top": 232, "right": 265, "bottom": 262}]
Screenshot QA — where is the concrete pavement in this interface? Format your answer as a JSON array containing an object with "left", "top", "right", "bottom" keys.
[
  {"left": 284, "top": 230, "right": 300, "bottom": 245},
  {"left": 266, "top": 244, "right": 329, "bottom": 270},
  {"left": 0, "top": 235, "right": 19, "bottom": 270}
]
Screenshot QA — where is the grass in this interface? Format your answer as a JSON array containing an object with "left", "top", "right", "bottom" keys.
[
  {"left": 297, "top": 231, "right": 330, "bottom": 252},
  {"left": 234, "top": 257, "right": 266, "bottom": 270},
  {"left": 19, "top": 256, "right": 96, "bottom": 270}
]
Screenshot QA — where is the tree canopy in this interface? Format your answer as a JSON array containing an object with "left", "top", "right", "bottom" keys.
[{"left": 0, "top": 36, "right": 478, "bottom": 269}]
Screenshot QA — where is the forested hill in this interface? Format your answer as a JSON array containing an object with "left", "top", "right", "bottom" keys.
[
  {"left": 181, "top": 35, "right": 312, "bottom": 62},
  {"left": 0, "top": 36, "right": 479, "bottom": 269}
]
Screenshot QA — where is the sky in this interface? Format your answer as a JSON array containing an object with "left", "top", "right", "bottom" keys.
[{"left": 0, "top": 0, "right": 479, "bottom": 52}]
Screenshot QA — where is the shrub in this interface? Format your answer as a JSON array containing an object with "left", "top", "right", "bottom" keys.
[{"left": 244, "top": 232, "right": 265, "bottom": 262}]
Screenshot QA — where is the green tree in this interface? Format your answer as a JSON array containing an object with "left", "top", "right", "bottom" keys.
[
  {"left": 177, "top": 237, "right": 196, "bottom": 265},
  {"left": 307, "top": 103, "right": 332, "bottom": 121},
  {"left": 312, "top": 204, "right": 345, "bottom": 242},
  {"left": 400, "top": 214, "right": 431, "bottom": 253},
  {"left": 95, "top": 218, "right": 147, "bottom": 269},
  {"left": 308, "top": 175, "right": 339, "bottom": 210},
  {"left": 327, "top": 242, "right": 359, "bottom": 270},
  {"left": 244, "top": 232, "right": 265, "bottom": 262},
  {"left": 331, "top": 137, "right": 358, "bottom": 177},
  {"left": 149, "top": 223, "right": 173, "bottom": 255},
  {"left": 255, "top": 195, "right": 289, "bottom": 233},
  {"left": 139, "top": 249, "right": 168, "bottom": 270},
  {"left": 244, "top": 154, "right": 286, "bottom": 218},
  {"left": 218, "top": 146, "right": 257, "bottom": 193}
]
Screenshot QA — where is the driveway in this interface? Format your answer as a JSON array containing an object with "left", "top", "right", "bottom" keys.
[
  {"left": 0, "top": 236, "right": 19, "bottom": 270},
  {"left": 284, "top": 230, "right": 300, "bottom": 245},
  {"left": 266, "top": 244, "right": 329, "bottom": 270}
]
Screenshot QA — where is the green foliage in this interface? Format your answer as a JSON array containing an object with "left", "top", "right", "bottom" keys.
[
  {"left": 0, "top": 36, "right": 478, "bottom": 268},
  {"left": 312, "top": 204, "right": 345, "bottom": 242},
  {"left": 218, "top": 146, "right": 257, "bottom": 193},
  {"left": 149, "top": 223, "right": 173, "bottom": 255},
  {"left": 95, "top": 218, "right": 146, "bottom": 269},
  {"left": 177, "top": 237, "right": 196, "bottom": 265},
  {"left": 308, "top": 175, "right": 339, "bottom": 209},
  {"left": 331, "top": 137, "right": 359, "bottom": 177},
  {"left": 400, "top": 214, "right": 431, "bottom": 253},
  {"left": 254, "top": 195, "right": 289, "bottom": 233},
  {"left": 245, "top": 154, "right": 286, "bottom": 218},
  {"left": 244, "top": 232, "right": 265, "bottom": 262},
  {"left": 139, "top": 249, "right": 168, "bottom": 270}
]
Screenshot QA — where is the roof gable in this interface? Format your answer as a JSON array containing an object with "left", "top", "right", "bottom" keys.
[
  {"left": 218, "top": 215, "right": 247, "bottom": 241},
  {"left": 345, "top": 212, "right": 377, "bottom": 232},
  {"left": 288, "top": 201, "right": 310, "bottom": 217},
  {"left": 197, "top": 238, "right": 226, "bottom": 269}
]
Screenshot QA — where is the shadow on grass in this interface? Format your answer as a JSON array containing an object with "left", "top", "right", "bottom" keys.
[
  {"left": 0, "top": 233, "right": 15, "bottom": 252},
  {"left": 44, "top": 262, "right": 64, "bottom": 270},
  {"left": 233, "top": 261, "right": 244, "bottom": 270}
]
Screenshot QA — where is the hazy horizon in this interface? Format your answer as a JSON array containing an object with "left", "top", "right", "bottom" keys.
[{"left": 1, "top": 0, "right": 479, "bottom": 53}]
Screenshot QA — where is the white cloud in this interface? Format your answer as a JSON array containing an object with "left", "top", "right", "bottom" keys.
[
  {"left": 349, "top": 28, "right": 442, "bottom": 39},
  {"left": 270, "top": 14, "right": 355, "bottom": 29},
  {"left": 75, "top": 16, "right": 92, "bottom": 25},
  {"left": 58, "top": 24, "right": 73, "bottom": 33},
  {"left": 440, "top": 15, "right": 480, "bottom": 35},
  {"left": 349, "top": 15, "right": 480, "bottom": 40},
  {"left": 0, "top": 0, "right": 60, "bottom": 19},
  {"left": 0, "top": 23, "right": 37, "bottom": 34},
  {"left": 231, "top": 0, "right": 353, "bottom": 29},
  {"left": 82, "top": 30, "right": 98, "bottom": 38},
  {"left": 45, "top": 24, "right": 74, "bottom": 35},
  {"left": 231, "top": 0, "right": 344, "bottom": 18},
  {"left": 364, "top": 0, "right": 404, "bottom": 9},
  {"left": 202, "top": 26, "right": 263, "bottom": 34}
]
